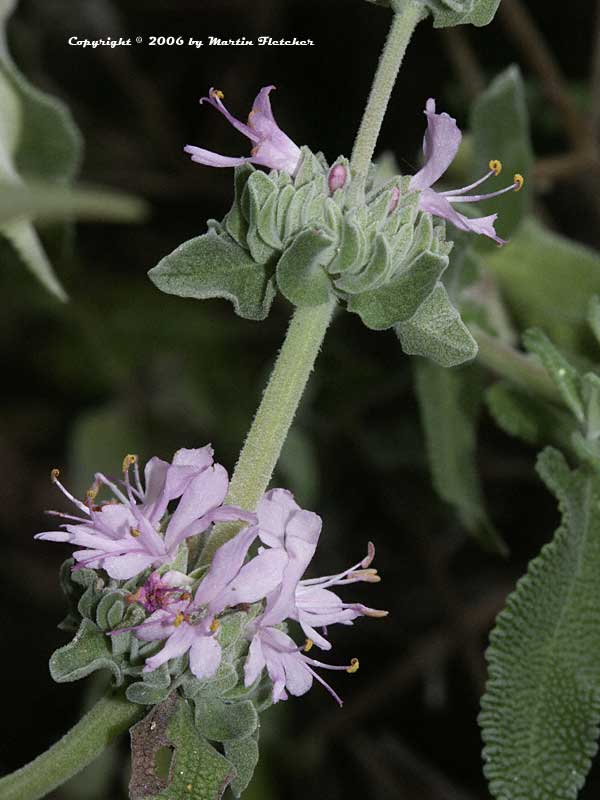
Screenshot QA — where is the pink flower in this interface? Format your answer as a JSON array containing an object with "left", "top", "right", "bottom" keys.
[
  {"left": 409, "top": 98, "right": 524, "bottom": 245},
  {"left": 244, "top": 625, "right": 359, "bottom": 707},
  {"left": 35, "top": 446, "right": 254, "bottom": 581},
  {"left": 243, "top": 490, "right": 387, "bottom": 704},
  {"left": 133, "top": 525, "right": 287, "bottom": 680},
  {"left": 184, "top": 85, "right": 301, "bottom": 175}
]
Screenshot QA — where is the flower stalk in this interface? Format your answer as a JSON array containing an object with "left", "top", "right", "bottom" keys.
[
  {"left": 0, "top": 691, "right": 141, "bottom": 800},
  {"left": 348, "top": 0, "right": 424, "bottom": 204}
]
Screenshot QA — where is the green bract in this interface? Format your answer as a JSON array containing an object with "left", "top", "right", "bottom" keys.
[
  {"left": 365, "top": 0, "right": 501, "bottom": 28},
  {"left": 51, "top": 559, "right": 268, "bottom": 799},
  {"left": 150, "top": 147, "right": 476, "bottom": 367}
]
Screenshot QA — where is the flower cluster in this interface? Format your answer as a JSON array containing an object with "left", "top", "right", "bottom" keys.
[
  {"left": 36, "top": 449, "right": 386, "bottom": 705},
  {"left": 184, "top": 85, "right": 524, "bottom": 246}
]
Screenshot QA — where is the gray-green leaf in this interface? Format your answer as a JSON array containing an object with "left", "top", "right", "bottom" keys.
[
  {"left": 50, "top": 619, "right": 122, "bottom": 684},
  {"left": 396, "top": 283, "right": 477, "bottom": 367},
  {"left": 415, "top": 361, "right": 506, "bottom": 553},
  {"left": 480, "top": 448, "right": 600, "bottom": 799},
  {"left": 148, "top": 231, "right": 276, "bottom": 321}
]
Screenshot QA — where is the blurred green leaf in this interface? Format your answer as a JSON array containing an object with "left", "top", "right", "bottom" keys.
[
  {"left": 471, "top": 66, "right": 533, "bottom": 238},
  {"left": 523, "top": 328, "right": 584, "bottom": 423},
  {"left": 415, "top": 360, "right": 506, "bottom": 553},
  {"left": 485, "top": 218, "right": 600, "bottom": 355},
  {"left": 485, "top": 381, "right": 574, "bottom": 451},
  {"left": 0, "top": 4, "right": 82, "bottom": 300},
  {"left": 481, "top": 448, "right": 600, "bottom": 799},
  {"left": 0, "top": 181, "right": 147, "bottom": 225}
]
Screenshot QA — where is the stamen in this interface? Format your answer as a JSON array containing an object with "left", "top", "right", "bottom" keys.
[
  {"left": 361, "top": 541, "right": 376, "bottom": 569},
  {"left": 209, "top": 618, "right": 221, "bottom": 633},
  {"left": 347, "top": 658, "right": 359, "bottom": 674},
  {"left": 514, "top": 173, "right": 524, "bottom": 192},
  {"left": 173, "top": 611, "right": 185, "bottom": 627},
  {"left": 122, "top": 454, "right": 137, "bottom": 473},
  {"left": 447, "top": 178, "right": 523, "bottom": 204},
  {"left": 50, "top": 469, "right": 90, "bottom": 514},
  {"left": 94, "top": 473, "right": 129, "bottom": 504},
  {"left": 130, "top": 527, "right": 141, "bottom": 538},
  {"left": 362, "top": 608, "right": 389, "bottom": 618},
  {"left": 210, "top": 88, "right": 225, "bottom": 100},
  {"left": 304, "top": 638, "right": 314, "bottom": 652},
  {"left": 180, "top": 591, "right": 192, "bottom": 602},
  {"left": 489, "top": 159, "right": 502, "bottom": 176}
]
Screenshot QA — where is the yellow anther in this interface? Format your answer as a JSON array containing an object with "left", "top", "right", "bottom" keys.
[
  {"left": 513, "top": 173, "right": 524, "bottom": 192},
  {"left": 50, "top": 468, "right": 60, "bottom": 481},
  {"left": 174, "top": 611, "right": 185, "bottom": 627},
  {"left": 364, "top": 608, "right": 389, "bottom": 618},
  {"left": 86, "top": 485, "right": 98, "bottom": 501},
  {"left": 209, "top": 618, "right": 221, "bottom": 633},
  {"left": 304, "top": 638, "right": 314, "bottom": 653},
  {"left": 489, "top": 159, "right": 502, "bottom": 176},
  {"left": 347, "top": 658, "right": 360, "bottom": 674},
  {"left": 122, "top": 453, "right": 137, "bottom": 472},
  {"left": 210, "top": 88, "right": 224, "bottom": 100},
  {"left": 130, "top": 527, "right": 141, "bottom": 538}
]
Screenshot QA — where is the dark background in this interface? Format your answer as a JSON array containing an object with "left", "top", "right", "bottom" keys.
[{"left": 0, "top": 1, "right": 598, "bottom": 797}]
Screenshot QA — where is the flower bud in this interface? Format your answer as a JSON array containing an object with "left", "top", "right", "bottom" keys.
[{"left": 328, "top": 163, "right": 347, "bottom": 193}]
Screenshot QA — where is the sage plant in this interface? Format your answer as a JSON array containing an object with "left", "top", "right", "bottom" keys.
[{"left": 6, "top": 0, "right": 600, "bottom": 799}]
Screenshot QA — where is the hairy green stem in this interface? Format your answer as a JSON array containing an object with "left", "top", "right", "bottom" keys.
[
  {"left": 472, "top": 326, "right": 562, "bottom": 403},
  {"left": 348, "top": 0, "right": 423, "bottom": 203},
  {"left": 0, "top": 690, "right": 141, "bottom": 800},
  {"left": 202, "top": 299, "right": 336, "bottom": 562}
]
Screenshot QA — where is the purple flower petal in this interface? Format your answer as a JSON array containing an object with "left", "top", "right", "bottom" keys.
[
  {"left": 256, "top": 488, "right": 299, "bottom": 548},
  {"left": 419, "top": 189, "right": 506, "bottom": 244},
  {"left": 194, "top": 525, "right": 257, "bottom": 607},
  {"left": 244, "top": 636, "right": 266, "bottom": 687},
  {"left": 189, "top": 635, "right": 222, "bottom": 680},
  {"left": 184, "top": 145, "right": 254, "bottom": 169},
  {"left": 409, "top": 98, "right": 462, "bottom": 192},
  {"left": 216, "top": 547, "right": 288, "bottom": 610},
  {"left": 143, "top": 624, "right": 195, "bottom": 672},
  {"left": 164, "top": 464, "right": 229, "bottom": 550}
]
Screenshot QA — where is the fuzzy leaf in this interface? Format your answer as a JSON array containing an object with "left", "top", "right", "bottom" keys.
[
  {"left": 523, "top": 328, "right": 584, "bottom": 423},
  {"left": 415, "top": 361, "right": 505, "bottom": 553},
  {"left": 348, "top": 249, "right": 447, "bottom": 330},
  {"left": 485, "top": 381, "right": 574, "bottom": 450},
  {"left": 130, "top": 694, "right": 235, "bottom": 800},
  {"left": 50, "top": 619, "right": 122, "bottom": 684},
  {"left": 396, "top": 283, "right": 477, "bottom": 367},
  {"left": 126, "top": 665, "right": 172, "bottom": 706},
  {"left": 276, "top": 228, "right": 335, "bottom": 307},
  {"left": 365, "top": 0, "right": 500, "bottom": 27},
  {"left": 225, "top": 734, "right": 260, "bottom": 798},
  {"left": 471, "top": 66, "right": 533, "bottom": 238},
  {"left": 481, "top": 449, "right": 600, "bottom": 799},
  {"left": 148, "top": 231, "right": 276, "bottom": 321},
  {"left": 194, "top": 696, "right": 258, "bottom": 743}
]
